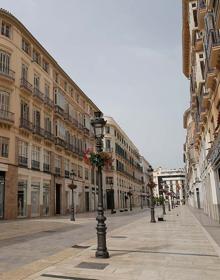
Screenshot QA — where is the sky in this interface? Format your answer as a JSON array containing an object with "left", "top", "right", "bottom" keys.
[{"left": 1, "top": 0, "right": 189, "bottom": 168}]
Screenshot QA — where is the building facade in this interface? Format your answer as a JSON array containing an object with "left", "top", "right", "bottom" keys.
[
  {"left": 103, "top": 117, "right": 146, "bottom": 210},
  {"left": 0, "top": 9, "right": 101, "bottom": 219},
  {"left": 153, "top": 168, "right": 186, "bottom": 204},
  {"left": 183, "top": 0, "right": 220, "bottom": 221}
]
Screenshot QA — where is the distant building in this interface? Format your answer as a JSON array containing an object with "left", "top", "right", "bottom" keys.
[
  {"left": 103, "top": 116, "right": 151, "bottom": 210},
  {"left": 153, "top": 168, "right": 186, "bottom": 204}
]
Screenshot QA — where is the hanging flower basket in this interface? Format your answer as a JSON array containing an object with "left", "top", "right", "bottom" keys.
[{"left": 83, "top": 149, "right": 113, "bottom": 168}]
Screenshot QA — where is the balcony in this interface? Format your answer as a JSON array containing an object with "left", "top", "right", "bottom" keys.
[
  {"left": 18, "top": 156, "right": 28, "bottom": 167},
  {"left": 54, "top": 105, "right": 64, "bottom": 118},
  {"left": 64, "top": 112, "right": 73, "bottom": 124},
  {"left": 0, "top": 110, "right": 14, "bottom": 125},
  {"left": 78, "top": 123, "right": 84, "bottom": 132},
  {"left": 20, "top": 118, "right": 33, "bottom": 132},
  {"left": 192, "top": 29, "right": 203, "bottom": 52},
  {"left": 104, "top": 147, "right": 113, "bottom": 153},
  {"left": 20, "top": 78, "right": 33, "bottom": 95},
  {"left": 31, "top": 160, "right": 40, "bottom": 170},
  {"left": 207, "top": 130, "right": 220, "bottom": 164},
  {"left": 198, "top": 0, "right": 206, "bottom": 29},
  {"left": 33, "top": 88, "right": 44, "bottom": 103},
  {"left": 205, "top": 29, "right": 220, "bottom": 68},
  {"left": 55, "top": 137, "right": 66, "bottom": 148},
  {"left": 65, "top": 142, "right": 74, "bottom": 153},
  {"left": 44, "top": 96, "right": 54, "bottom": 109},
  {"left": 33, "top": 125, "right": 44, "bottom": 138},
  {"left": 202, "top": 90, "right": 211, "bottom": 109},
  {"left": 44, "top": 130, "right": 54, "bottom": 142},
  {"left": 55, "top": 167, "right": 61, "bottom": 176},
  {"left": 0, "top": 68, "right": 15, "bottom": 83},
  {"left": 43, "top": 163, "right": 50, "bottom": 173},
  {"left": 204, "top": 61, "right": 216, "bottom": 89}
]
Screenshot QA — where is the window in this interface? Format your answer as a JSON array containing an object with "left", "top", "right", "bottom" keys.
[
  {"left": 105, "top": 126, "right": 110, "bottom": 134},
  {"left": 43, "top": 150, "right": 50, "bottom": 172},
  {"left": 33, "top": 108, "right": 41, "bottom": 128},
  {"left": 55, "top": 120, "right": 66, "bottom": 139},
  {"left": 85, "top": 168, "right": 89, "bottom": 180},
  {"left": 34, "top": 74, "right": 40, "bottom": 89},
  {"left": 78, "top": 165, "right": 83, "bottom": 178},
  {"left": 0, "top": 137, "right": 9, "bottom": 157},
  {"left": 55, "top": 155, "right": 61, "bottom": 175},
  {"left": 0, "top": 90, "right": 9, "bottom": 112},
  {"left": 54, "top": 88, "right": 65, "bottom": 109},
  {"left": 71, "top": 163, "right": 77, "bottom": 176},
  {"left": 76, "top": 93, "right": 79, "bottom": 103},
  {"left": 193, "top": 9, "right": 198, "bottom": 27},
  {"left": 44, "top": 114, "right": 52, "bottom": 132},
  {"left": 20, "top": 100, "right": 29, "bottom": 120},
  {"left": 18, "top": 140, "right": 28, "bottom": 166},
  {"left": 33, "top": 49, "right": 41, "bottom": 64},
  {"left": 21, "top": 64, "right": 28, "bottom": 80},
  {"left": 0, "top": 50, "right": 10, "bottom": 74},
  {"left": 42, "top": 59, "right": 49, "bottom": 73},
  {"left": 1, "top": 21, "right": 11, "bottom": 38},
  {"left": 64, "top": 159, "right": 70, "bottom": 178},
  {"left": 64, "top": 81, "right": 67, "bottom": 91},
  {"left": 45, "top": 83, "right": 50, "bottom": 97},
  {"left": 55, "top": 72, "right": 59, "bottom": 83},
  {"left": 22, "top": 39, "right": 30, "bottom": 55},
  {"left": 31, "top": 145, "right": 40, "bottom": 170}
]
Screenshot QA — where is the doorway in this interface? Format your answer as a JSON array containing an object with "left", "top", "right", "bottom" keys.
[
  {"left": 85, "top": 191, "right": 89, "bottom": 212},
  {"left": 196, "top": 188, "right": 201, "bottom": 209},
  {"left": 0, "top": 172, "right": 5, "bottom": 219},
  {"left": 56, "top": 184, "right": 61, "bottom": 214}
]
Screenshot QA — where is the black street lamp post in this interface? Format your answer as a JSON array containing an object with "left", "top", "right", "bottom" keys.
[
  {"left": 128, "top": 187, "right": 133, "bottom": 211},
  {"left": 91, "top": 111, "right": 109, "bottom": 259},
  {"left": 162, "top": 188, "right": 166, "bottom": 215},
  {"left": 147, "top": 166, "right": 156, "bottom": 223},
  {"left": 68, "top": 170, "right": 77, "bottom": 221}
]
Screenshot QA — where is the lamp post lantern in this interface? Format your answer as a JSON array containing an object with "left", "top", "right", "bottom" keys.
[
  {"left": 91, "top": 111, "right": 109, "bottom": 259},
  {"left": 68, "top": 170, "right": 77, "bottom": 221},
  {"left": 147, "top": 165, "right": 156, "bottom": 223}
]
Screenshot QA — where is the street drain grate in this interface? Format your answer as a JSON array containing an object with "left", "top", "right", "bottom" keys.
[
  {"left": 41, "top": 274, "right": 97, "bottom": 280},
  {"left": 72, "top": 245, "right": 90, "bottom": 249},
  {"left": 111, "top": 236, "right": 127, "bottom": 239},
  {"left": 76, "top": 262, "right": 109, "bottom": 270}
]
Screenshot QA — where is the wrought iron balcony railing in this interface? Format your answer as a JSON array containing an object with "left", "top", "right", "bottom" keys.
[
  {"left": 18, "top": 156, "right": 28, "bottom": 167},
  {"left": 31, "top": 160, "right": 40, "bottom": 170},
  {"left": 0, "top": 109, "right": 14, "bottom": 123},
  {"left": 20, "top": 78, "right": 33, "bottom": 93},
  {"left": 33, "top": 87, "right": 44, "bottom": 101},
  {"left": 20, "top": 118, "right": 33, "bottom": 131},
  {"left": 0, "top": 68, "right": 15, "bottom": 80}
]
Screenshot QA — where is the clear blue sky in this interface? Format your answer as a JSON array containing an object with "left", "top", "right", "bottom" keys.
[{"left": 1, "top": 0, "right": 189, "bottom": 168}]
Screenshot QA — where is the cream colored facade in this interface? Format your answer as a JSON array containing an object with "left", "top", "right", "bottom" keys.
[
  {"left": 183, "top": 0, "right": 220, "bottom": 221},
  {"left": 103, "top": 117, "right": 145, "bottom": 210},
  {"left": 153, "top": 168, "right": 186, "bottom": 205},
  {"left": 0, "top": 9, "right": 101, "bottom": 219}
]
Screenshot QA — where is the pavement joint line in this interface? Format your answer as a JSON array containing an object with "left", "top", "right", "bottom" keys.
[
  {"left": 188, "top": 206, "right": 220, "bottom": 258},
  {"left": 103, "top": 248, "right": 218, "bottom": 257}
]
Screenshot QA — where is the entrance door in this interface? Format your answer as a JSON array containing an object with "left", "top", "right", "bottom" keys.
[
  {"left": 0, "top": 173, "right": 5, "bottom": 219},
  {"left": 85, "top": 191, "right": 89, "bottom": 212},
  {"left": 17, "top": 181, "right": 27, "bottom": 218},
  {"left": 56, "top": 184, "right": 61, "bottom": 214},
  {"left": 196, "top": 188, "right": 201, "bottom": 209},
  {"left": 31, "top": 185, "right": 40, "bottom": 217}
]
